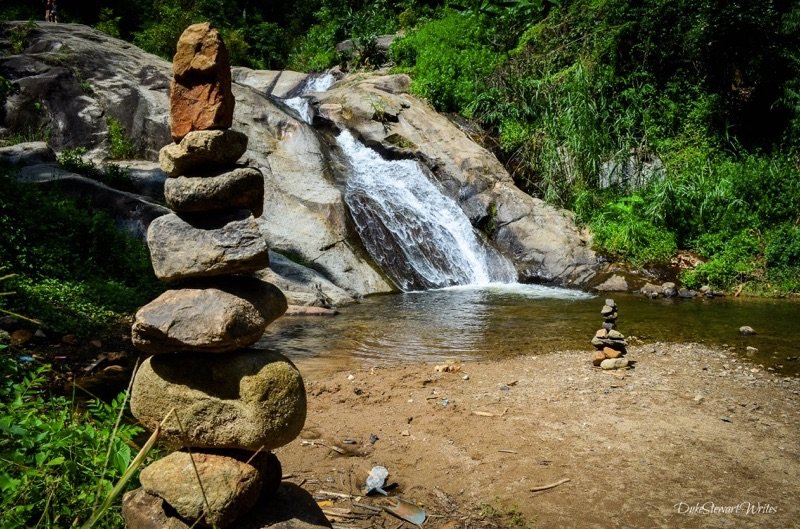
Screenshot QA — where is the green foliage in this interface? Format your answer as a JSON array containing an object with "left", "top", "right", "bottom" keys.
[
  {"left": 95, "top": 8, "right": 122, "bottom": 38},
  {"left": 0, "top": 356, "right": 142, "bottom": 529},
  {"left": 9, "top": 20, "right": 38, "bottom": 54},
  {"left": 57, "top": 147, "right": 137, "bottom": 192},
  {"left": 287, "top": 12, "right": 341, "bottom": 72},
  {"left": 288, "top": 0, "right": 400, "bottom": 71},
  {"left": 57, "top": 147, "right": 95, "bottom": 175},
  {"left": 590, "top": 195, "right": 676, "bottom": 266},
  {"left": 241, "top": 21, "right": 291, "bottom": 70},
  {"left": 392, "top": 10, "right": 502, "bottom": 113},
  {"left": 0, "top": 172, "right": 161, "bottom": 335},
  {"left": 106, "top": 118, "right": 136, "bottom": 160},
  {"left": 0, "top": 75, "right": 18, "bottom": 106},
  {"left": 132, "top": 0, "right": 198, "bottom": 59}
]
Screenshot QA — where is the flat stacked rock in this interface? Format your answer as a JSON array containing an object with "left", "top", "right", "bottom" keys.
[
  {"left": 123, "top": 23, "right": 325, "bottom": 529},
  {"left": 590, "top": 298, "right": 630, "bottom": 369}
]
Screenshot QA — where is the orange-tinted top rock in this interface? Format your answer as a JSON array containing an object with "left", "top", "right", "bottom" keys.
[
  {"left": 169, "top": 23, "right": 235, "bottom": 142},
  {"left": 173, "top": 23, "right": 227, "bottom": 80}
]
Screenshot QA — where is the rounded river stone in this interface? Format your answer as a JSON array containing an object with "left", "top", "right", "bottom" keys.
[{"left": 131, "top": 350, "right": 306, "bottom": 451}]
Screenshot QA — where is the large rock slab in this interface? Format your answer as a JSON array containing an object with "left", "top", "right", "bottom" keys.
[
  {"left": 131, "top": 277, "right": 287, "bottom": 354},
  {"left": 257, "top": 251, "right": 353, "bottom": 307},
  {"left": 170, "top": 23, "right": 234, "bottom": 142},
  {"left": 140, "top": 451, "right": 263, "bottom": 528},
  {"left": 0, "top": 141, "right": 56, "bottom": 166},
  {"left": 159, "top": 129, "right": 248, "bottom": 177},
  {"left": 147, "top": 210, "right": 269, "bottom": 282},
  {"left": 131, "top": 350, "right": 306, "bottom": 450},
  {"left": 164, "top": 167, "right": 264, "bottom": 216},
  {"left": 231, "top": 68, "right": 309, "bottom": 98},
  {"left": 0, "top": 22, "right": 172, "bottom": 160}
]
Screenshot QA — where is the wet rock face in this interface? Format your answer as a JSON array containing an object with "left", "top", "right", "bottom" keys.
[
  {"left": 170, "top": 23, "right": 235, "bottom": 142},
  {"left": 130, "top": 350, "right": 307, "bottom": 451}
]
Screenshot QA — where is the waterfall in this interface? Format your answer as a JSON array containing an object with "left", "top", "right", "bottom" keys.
[
  {"left": 282, "top": 73, "right": 335, "bottom": 124},
  {"left": 337, "top": 130, "right": 517, "bottom": 291}
]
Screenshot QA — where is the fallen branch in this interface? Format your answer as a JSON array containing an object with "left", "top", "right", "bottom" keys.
[
  {"left": 301, "top": 440, "right": 346, "bottom": 454},
  {"left": 530, "top": 478, "right": 570, "bottom": 493}
]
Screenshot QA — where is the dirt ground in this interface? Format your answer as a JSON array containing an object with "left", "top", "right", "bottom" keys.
[{"left": 274, "top": 343, "right": 800, "bottom": 529}]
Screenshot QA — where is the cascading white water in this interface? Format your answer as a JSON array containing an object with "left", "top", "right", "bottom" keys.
[
  {"left": 283, "top": 73, "right": 335, "bottom": 124},
  {"left": 337, "top": 129, "right": 517, "bottom": 291}
]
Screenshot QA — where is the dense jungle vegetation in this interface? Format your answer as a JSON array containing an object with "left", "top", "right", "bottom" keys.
[{"left": 2, "top": 0, "right": 799, "bottom": 294}]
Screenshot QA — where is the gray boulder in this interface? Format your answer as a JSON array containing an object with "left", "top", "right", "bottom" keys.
[
  {"left": 165, "top": 167, "right": 264, "bottom": 216},
  {"left": 101, "top": 160, "right": 167, "bottom": 202},
  {"left": 159, "top": 129, "right": 248, "bottom": 177},
  {"left": 131, "top": 277, "right": 287, "bottom": 354},
  {"left": 147, "top": 211, "right": 269, "bottom": 282},
  {"left": 131, "top": 350, "right": 306, "bottom": 451},
  {"left": 0, "top": 141, "right": 56, "bottom": 166},
  {"left": 257, "top": 251, "right": 353, "bottom": 307},
  {"left": 124, "top": 484, "right": 332, "bottom": 529},
  {"left": 239, "top": 483, "right": 333, "bottom": 529},
  {"left": 140, "top": 451, "right": 263, "bottom": 529},
  {"left": 231, "top": 68, "right": 309, "bottom": 98}
]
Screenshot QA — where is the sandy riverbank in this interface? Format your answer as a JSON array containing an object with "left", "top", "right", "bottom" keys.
[{"left": 274, "top": 343, "right": 800, "bottom": 528}]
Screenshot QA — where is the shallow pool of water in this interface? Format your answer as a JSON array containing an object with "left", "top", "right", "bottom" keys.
[{"left": 256, "top": 285, "right": 800, "bottom": 375}]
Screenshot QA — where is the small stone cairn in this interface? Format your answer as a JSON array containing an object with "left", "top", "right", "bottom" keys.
[
  {"left": 122, "top": 23, "right": 318, "bottom": 529},
  {"left": 590, "top": 298, "right": 630, "bottom": 369}
]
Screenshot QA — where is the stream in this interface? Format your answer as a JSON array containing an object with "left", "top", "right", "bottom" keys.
[
  {"left": 259, "top": 75, "right": 800, "bottom": 378},
  {"left": 257, "top": 286, "right": 800, "bottom": 376}
]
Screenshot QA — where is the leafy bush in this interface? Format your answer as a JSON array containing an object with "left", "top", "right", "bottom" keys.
[
  {"left": 95, "top": 8, "right": 123, "bottom": 38},
  {"left": 0, "top": 356, "right": 142, "bottom": 529},
  {"left": 288, "top": 0, "right": 400, "bottom": 71},
  {"left": 392, "top": 10, "right": 502, "bottom": 113},
  {"left": 132, "top": 1, "right": 198, "bottom": 59},
  {"left": 106, "top": 118, "right": 137, "bottom": 160},
  {"left": 0, "top": 172, "right": 161, "bottom": 335},
  {"left": 590, "top": 195, "right": 676, "bottom": 266},
  {"left": 57, "top": 147, "right": 137, "bottom": 193}
]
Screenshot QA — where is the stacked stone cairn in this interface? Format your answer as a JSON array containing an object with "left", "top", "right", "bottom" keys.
[
  {"left": 590, "top": 299, "right": 630, "bottom": 369},
  {"left": 122, "top": 23, "right": 310, "bottom": 529}
]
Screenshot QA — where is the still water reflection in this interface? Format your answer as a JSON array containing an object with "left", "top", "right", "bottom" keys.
[{"left": 256, "top": 285, "right": 800, "bottom": 375}]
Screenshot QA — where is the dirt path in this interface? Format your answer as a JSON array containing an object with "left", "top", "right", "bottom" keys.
[{"left": 275, "top": 343, "right": 800, "bottom": 528}]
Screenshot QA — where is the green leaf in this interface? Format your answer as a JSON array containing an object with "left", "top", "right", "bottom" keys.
[{"left": 47, "top": 456, "right": 65, "bottom": 466}]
